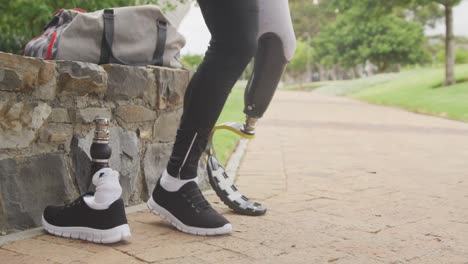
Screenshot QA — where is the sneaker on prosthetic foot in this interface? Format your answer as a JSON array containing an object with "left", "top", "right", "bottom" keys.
[
  {"left": 147, "top": 171, "right": 232, "bottom": 236},
  {"left": 42, "top": 168, "right": 131, "bottom": 244}
]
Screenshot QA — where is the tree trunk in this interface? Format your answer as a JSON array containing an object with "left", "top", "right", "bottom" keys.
[
  {"left": 444, "top": 4, "right": 456, "bottom": 86},
  {"left": 306, "top": 35, "right": 312, "bottom": 82}
]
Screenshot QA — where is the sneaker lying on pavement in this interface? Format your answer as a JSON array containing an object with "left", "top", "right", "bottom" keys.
[
  {"left": 42, "top": 194, "right": 131, "bottom": 244},
  {"left": 147, "top": 179, "right": 232, "bottom": 236}
]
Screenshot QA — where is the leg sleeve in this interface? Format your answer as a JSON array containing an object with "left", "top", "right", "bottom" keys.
[{"left": 167, "top": 0, "right": 259, "bottom": 179}]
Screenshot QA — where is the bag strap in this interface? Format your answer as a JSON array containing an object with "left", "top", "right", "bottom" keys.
[
  {"left": 99, "top": 9, "right": 115, "bottom": 65},
  {"left": 99, "top": 8, "right": 168, "bottom": 66},
  {"left": 153, "top": 20, "right": 167, "bottom": 66}
]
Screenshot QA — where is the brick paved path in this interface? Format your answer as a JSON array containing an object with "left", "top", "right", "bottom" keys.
[{"left": 2, "top": 91, "right": 468, "bottom": 263}]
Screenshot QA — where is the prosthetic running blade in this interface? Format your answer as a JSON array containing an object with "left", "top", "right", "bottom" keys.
[{"left": 205, "top": 122, "right": 267, "bottom": 216}]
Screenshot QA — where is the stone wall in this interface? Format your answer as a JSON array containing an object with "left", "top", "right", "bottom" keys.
[{"left": 0, "top": 52, "right": 206, "bottom": 234}]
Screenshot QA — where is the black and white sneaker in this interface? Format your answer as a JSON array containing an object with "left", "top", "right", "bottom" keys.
[
  {"left": 42, "top": 194, "right": 131, "bottom": 244},
  {"left": 147, "top": 180, "right": 232, "bottom": 236}
]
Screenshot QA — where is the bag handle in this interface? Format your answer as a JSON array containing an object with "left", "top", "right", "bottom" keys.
[{"left": 98, "top": 9, "right": 167, "bottom": 66}]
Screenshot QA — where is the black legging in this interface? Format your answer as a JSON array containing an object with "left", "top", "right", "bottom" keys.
[{"left": 166, "top": 0, "right": 259, "bottom": 179}]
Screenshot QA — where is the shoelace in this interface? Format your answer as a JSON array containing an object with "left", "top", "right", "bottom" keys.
[
  {"left": 63, "top": 198, "right": 81, "bottom": 209},
  {"left": 183, "top": 188, "right": 211, "bottom": 211},
  {"left": 63, "top": 193, "right": 91, "bottom": 209}
]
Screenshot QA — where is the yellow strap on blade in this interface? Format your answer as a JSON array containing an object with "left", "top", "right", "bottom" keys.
[{"left": 212, "top": 122, "right": 255, "bottom": 140}]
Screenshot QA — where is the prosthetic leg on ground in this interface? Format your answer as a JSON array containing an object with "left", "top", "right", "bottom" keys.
[
  {"left": 205, "top": 0, "right": 296, "bottom": 216},
  {"left": 91, "top": 118, "right": 112, "bottom": 175},
  {"left": 42, "top": 118, "right": 130, "bottom": 243}
]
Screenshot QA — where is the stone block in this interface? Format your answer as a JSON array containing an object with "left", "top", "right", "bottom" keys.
[
  {"left": 42, "top": 124, "right": 73, "bottom": 143},
  {"left": 114, "top": 105, "right": 157, "bottom": 123},
  {"left": 70, "top": 136, "right": 93, "bottom": 194},
  {"left": 32, "top": 74, "right": 58, "bottom": 101},
  {"left": 0, "top": 153, "right": 77, "bottom": 232},
  {"left": 48, "top": 108, "right": 71, "bottom": 123},
  {"left": 31, "top": 103, "right": 53, "bottom": 129},
  {"left": 0, "top": 52, "right": 56, "bottom": 93},
  {"left": 103, "top": 64, "right": 157, "bottom": 107},
  {"left": 6, "top": 102, "right": 24, "bottom": 120},
  {"left": 0, "top": 102, "right": 52, "bottom": 149},
  {"left": 56, "top": 61, "right": 107, "bottom": 96},
  {"left": 71, "top": 127, "right": 141, "bottom": 204},
  {"left": 76, "top": 108, "right": 112, "bottom": 123},
  {"left": 74, "top": 96, "right": 100, "bottom": 109},
  {"left": 139, "top": 128, "right": 153, "bottom": 141},
  {"left": 144, "top": 143, "right": 173, "bottom": 194},
  {"left": 151, "top": 66, "right": 189, "bottom": 110},
  {"left": 48, "top": 133, "right": 68, "bottom": 142},
  {"left": 153, "top": 108, "right": 182, "bottom": 142}
]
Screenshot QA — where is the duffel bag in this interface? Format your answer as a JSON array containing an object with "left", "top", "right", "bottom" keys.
[{"left": 24, "top": 5, "right": 186, "bottom": 68}]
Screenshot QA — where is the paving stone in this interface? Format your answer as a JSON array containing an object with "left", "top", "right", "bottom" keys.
[
  {"left": 134, "top": 242, "right": 219, "bottom": 263},
  {"left": 0, "top": 248, "right": 56, "bottom": 264},
  {"left": 2, "top": 239, "right": 94, "bottom": 263}
]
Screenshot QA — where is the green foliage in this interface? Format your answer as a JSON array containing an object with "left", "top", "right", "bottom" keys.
[
  {"left": 289, "top": 0, "right": 336, "bottom": 39},
  {"left": 181, "top": 54, "right": 203, "bottom": 70},
  {"left": 406, "top": 3, "right": 444, "bottom": 28},
  {"left": 287, "top": 39, "right": 314, "bottom": 76},
  {"left": 314, "top": 10, "right": 429, "bottom": 72},
  {"left": 437, "top": 49, "right": 468, "bottom": 64},
  {"left": 212, "top": 86, "right": 245, "bottom": 166},
  {"left": 330, "top": 0, "right": 449, "bottom": 29},
  {"left": 433, "top": 0, "right": 463, "bottom": 7},
  {"left": 330, "top": 0, "right": 461, "bottom": 13},
  {"left": 0, "top": 0, "right": 184, "bottom": 54}
]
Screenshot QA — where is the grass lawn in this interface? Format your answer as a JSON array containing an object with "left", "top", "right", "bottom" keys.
[
  {"left": 292, "top": 64, "right": 468, "bottom": 122},
  {"left": 283, "top": 81, "right": 336, "bottom": 91},
  {"left": 353, "top": 65, "right": 468, "bottom": 121},
  {"left": 211, "top": 86, "right": 245, "bottom": 166}
]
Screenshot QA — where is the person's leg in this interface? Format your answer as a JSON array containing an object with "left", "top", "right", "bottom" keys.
[
  {"left": 166, "top": 0, "right": 259, "bottom": 180},
  {"left": 148, "top": 0, "right": 259, "bottom": 235}
]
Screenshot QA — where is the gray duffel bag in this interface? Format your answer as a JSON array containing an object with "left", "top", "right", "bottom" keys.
[{"left": 24, "top": 5, "right": 186, "bottom": 68}]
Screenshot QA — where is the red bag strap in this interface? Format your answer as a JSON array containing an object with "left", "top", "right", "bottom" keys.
[{"left": 53, "top": 7, "right": 87, "bottom": 15}]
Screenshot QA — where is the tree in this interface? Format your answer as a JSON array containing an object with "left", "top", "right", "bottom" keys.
[
  {"left": 314, "top": 9, "right": 429, "bottom": 73},
  {"left": 434, "top": 0, "right": 462, "bottom": 85},
  {"left": 181, "top": 54, "right": 203, "bottom": 71},
  {"left": 330, "top": 0, "right": 463, "bottom": 86},
  {"left": 289, "top": 0, "right": 336, "bottom": 40},
  {"left": 287, "top": 39, "right": 315, "bottom": 80}
]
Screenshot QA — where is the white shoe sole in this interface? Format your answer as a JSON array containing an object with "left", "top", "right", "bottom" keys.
[
  {"left": 147, "top": 197, "right": 232, "bottom": 236},
  {"left": 42, "top": 216, "right": 131, "bottom": 244}
]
